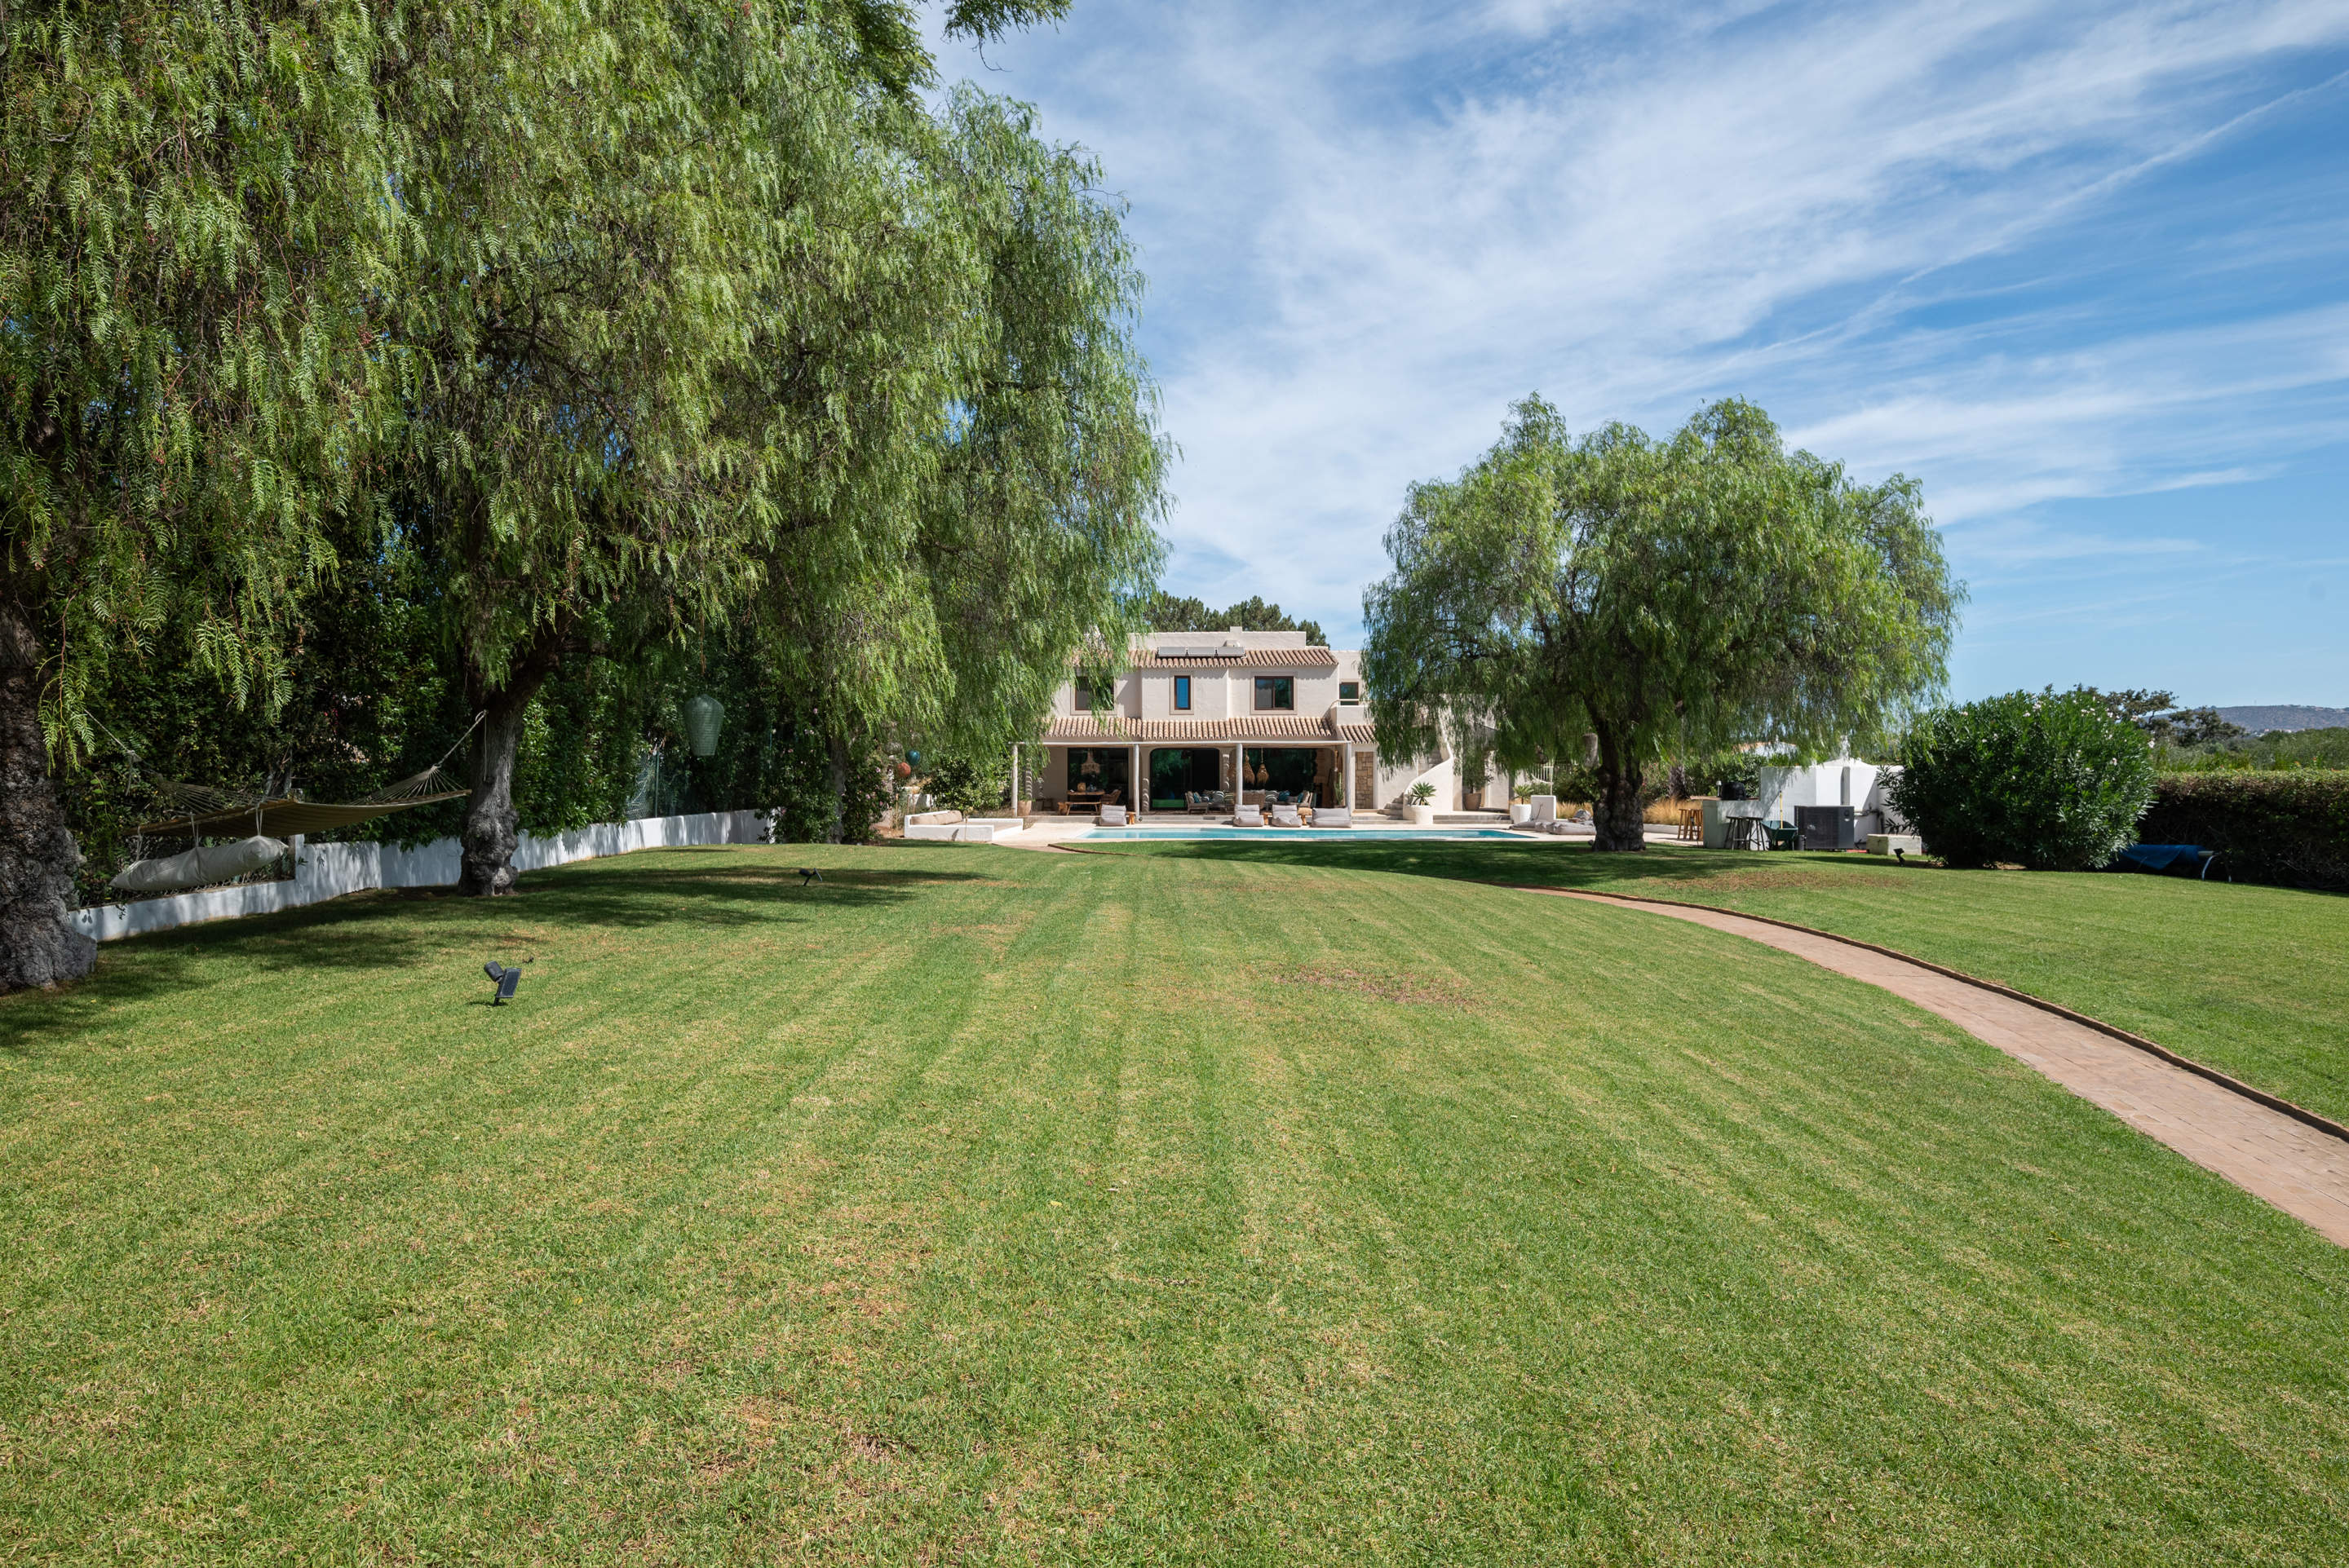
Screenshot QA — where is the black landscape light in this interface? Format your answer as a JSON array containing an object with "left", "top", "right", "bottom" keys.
[
  {"left": 484, "top": 961, "right": 522, "bottom": 1004},
  {"left": 798, "top": 867, "right": 825, "bottom": 888}
]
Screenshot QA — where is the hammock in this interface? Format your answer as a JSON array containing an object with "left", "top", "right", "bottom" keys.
[
  {"left": 112, "top": 835, "right": 291, "bottom": 894},
  {"left": 131, "top": 765, "right": 471, "bottom": 839}
]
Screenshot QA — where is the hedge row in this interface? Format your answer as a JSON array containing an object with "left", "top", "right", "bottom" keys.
[{"left": 2138, "top": 771, "right": 2349, "bottom": 891}]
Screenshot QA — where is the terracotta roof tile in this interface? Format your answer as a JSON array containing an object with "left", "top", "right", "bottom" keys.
[
  {"left": 1073, "top": 646, "right": 1340, "bottom": 670},
  {"left": 1043, "top": 713, "right": 1372, "bottom": 744}
]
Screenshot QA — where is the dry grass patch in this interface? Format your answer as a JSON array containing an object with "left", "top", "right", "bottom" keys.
[{"left": 1272, "top": 965, "right": 1475, "bottom": 1008}]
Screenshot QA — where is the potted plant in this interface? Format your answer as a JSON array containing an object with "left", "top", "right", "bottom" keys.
[
  {"left": 1405, "top": 780, "right": 1439, "bottom": 827},
  {"left": 1509, "top": 783, "right": 1534, "bottom": 824}
]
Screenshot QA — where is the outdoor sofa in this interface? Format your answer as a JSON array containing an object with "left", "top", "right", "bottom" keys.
[{"left": 905, "top": 811, "right": 1012, "bottom": 843}]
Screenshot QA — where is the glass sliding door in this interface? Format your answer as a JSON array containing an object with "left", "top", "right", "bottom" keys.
[
  {"left": 1241, "top": 747, "right": 1334, "bottom": 805},
  {"left": 1063, "top": 748, "right": 1130, "bottom": 806},
  {"left": 1148, "top": 748, "right": 1222, "bottom": 810}
]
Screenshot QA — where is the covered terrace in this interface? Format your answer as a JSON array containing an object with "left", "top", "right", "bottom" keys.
[{"left": 1024, "top": 715, "right": 1380, "bottom": 816}]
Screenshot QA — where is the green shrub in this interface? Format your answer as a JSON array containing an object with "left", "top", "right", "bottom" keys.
[
  {"left": 1690, "top": 749, "right": 1763, "bottom": 800},
  {"left": 1889, "top": 689, "right": 2155, "bottom": 870},
  {"left": 922, "top": 749, "right": 1009, "bottom": 818},
  {"left": 2139, "top": 771, "right": 2349, "bottom": 890}
]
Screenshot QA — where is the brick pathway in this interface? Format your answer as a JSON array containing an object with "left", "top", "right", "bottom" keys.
[{"left": 1524, "top": 888, "right": 2349, "bottom": 1248}]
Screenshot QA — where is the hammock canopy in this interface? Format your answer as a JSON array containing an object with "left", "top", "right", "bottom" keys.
[{"left": 132, "top": 767, "right": 470, "bottom": 839}]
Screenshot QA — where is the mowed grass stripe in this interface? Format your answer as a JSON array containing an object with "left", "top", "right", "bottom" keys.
[
  {"left": 1201, "top": 872, "right": 2338, "bottom": 1557},
  {"left": 1095, "top": 837, "right": 2349, "bottom": 1131},
  {"left": 2, "top": 843, "right": 2346, "bottom": 1563}
]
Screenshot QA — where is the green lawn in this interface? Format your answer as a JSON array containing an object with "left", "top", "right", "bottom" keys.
[
  {"left": 4, "top": 842, "right": 2347, "bottom": 1563},
  {"left": 1095, "top": 838, "right": 2349, "bottom": 1130}
]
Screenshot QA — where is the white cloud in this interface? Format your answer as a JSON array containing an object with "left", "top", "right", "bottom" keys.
[{"left": 936, "top": 2, "right": 2349, "bottom": 674}]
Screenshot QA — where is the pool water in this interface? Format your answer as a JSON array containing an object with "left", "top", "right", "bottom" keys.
[{"left": 1083, "top": 826, "right": 1530, "bottom": 841}]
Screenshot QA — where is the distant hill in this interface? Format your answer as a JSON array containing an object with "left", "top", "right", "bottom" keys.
[{"left": 2216, "top": 705, "right": 2349, "bottom": 735}]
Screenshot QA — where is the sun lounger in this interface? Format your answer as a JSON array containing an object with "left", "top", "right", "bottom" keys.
[
  {"left": 1272, "top": 804, "right": 1303, "bottom": 827},
  {"left": 904, "top": 810, "right": 1002, "bottom": 842},
  {"left": 1312, "top": 808, "right": 1353, "bottom": 828},
  {"left": 1097, "top": 805, "right": 1126, "bottom": 826}
]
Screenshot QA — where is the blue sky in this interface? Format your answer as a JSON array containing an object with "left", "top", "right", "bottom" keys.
[{"left": 933, "top": 1, "right": 2349, "bottom": 704}]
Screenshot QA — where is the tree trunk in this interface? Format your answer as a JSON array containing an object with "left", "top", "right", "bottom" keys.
[
  {"left": 458, "top": 645, "right": 561, "bottom": 897},
  {"left": 1591, "top": 725, "right": 1647, "bottom": 852},
  {"left": 824, "top": 728, "right": 849, "bottom": 845},
  {"left": 0, "top": 592, "right": 98, "bottom": 991},
  {"left": 458, "top": 697, "right": 529, "bottom": 895}
]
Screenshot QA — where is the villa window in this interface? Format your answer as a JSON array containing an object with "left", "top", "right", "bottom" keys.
[
  {"left": 1338, "top": 681, "right": 1360, "bottom": 704},
  {"left": 1174, "top": 675, "right": 1192, "bottom": 711},
  {"left": 1253, "top": 676, "right": 1294, "bottom": 712},
  {"left": 1076, "top": 678, "right": 1110, "bottom": 710}
]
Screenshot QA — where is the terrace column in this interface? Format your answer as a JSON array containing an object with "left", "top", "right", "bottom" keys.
[{"left": 1131, "top": 742, "right": 1141, "bottom": 814}]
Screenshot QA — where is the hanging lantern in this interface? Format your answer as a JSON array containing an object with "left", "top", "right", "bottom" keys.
[{"left": 683, "top": 694, "right": 724, "bottom": 757}]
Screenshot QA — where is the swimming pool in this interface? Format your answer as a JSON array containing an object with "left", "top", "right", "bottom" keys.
[{"left": 1082, "top": 826, "right": 1531, "bottom": 841}]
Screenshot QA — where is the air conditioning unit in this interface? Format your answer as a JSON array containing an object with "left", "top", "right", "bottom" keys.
[{"left": 1794, "top": 804, "right": 1856, "bottom": 850}]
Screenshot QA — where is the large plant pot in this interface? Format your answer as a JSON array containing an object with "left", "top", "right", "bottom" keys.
[
  {"left": 1409, "top": 804, "right": 1439, "bottom": 827},
  {"left": 1510, "top": 802, "right": 1532, "bottom": 824}
]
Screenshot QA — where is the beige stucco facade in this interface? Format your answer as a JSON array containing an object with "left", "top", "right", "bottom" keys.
[{"left": 1022, "top": 630, "right": 1466, "bottom": 813}]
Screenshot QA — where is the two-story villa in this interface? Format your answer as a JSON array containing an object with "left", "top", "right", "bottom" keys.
[{"left": 1026, "top": 629, "right": 1449, "bottom": 814}]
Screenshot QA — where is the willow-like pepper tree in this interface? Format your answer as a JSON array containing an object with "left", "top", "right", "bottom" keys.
[
  {"left": 1, "top": 1, "right": 396, "bottom": 987},
  {"left": 1364, "top": 397, "right": 1962, "bottom": 850},
  {"left": 380, "top": 2, "right": 1126, "bottom": 885},
  {"left": 5, "top": 0, "right": 1159, "bottom": 952},
  {"left": 740, "top": 86, "right": 1167, "bottom": 839},
  {"left": 914, "top": 91, "right": 1169, "bottom": 770}
]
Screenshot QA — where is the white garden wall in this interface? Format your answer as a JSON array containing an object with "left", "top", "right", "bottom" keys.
[
  {"left": 67, "top": 809, "right": 771, "bottom": 944},
  {"left": 1755, "top": 757, "right": 1905, "bottom": 835}
]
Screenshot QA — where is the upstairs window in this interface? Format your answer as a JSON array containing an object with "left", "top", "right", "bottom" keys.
[
  {"left": 1174, "top": 675, "right": 1192, "bottom": 711},
  {"left": 1076, "top": 678, "right": 1111, "bottom": 710},
  {"left": 1338, "top": 681, "right": 1361, "bottom": 704},
  {"left": 1253, "top": 676, "right": 1294, "bottom": 712}
]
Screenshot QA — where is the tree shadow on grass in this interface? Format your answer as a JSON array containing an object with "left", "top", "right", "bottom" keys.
[
  {"left": 1, "top": 851, "right": 998, "bottom": 1049},
  {"left": 0, "top": 894, "right": 450, "bottom": 1049},
  {"left": 1078, "top": 839, "right": 1921, "bottom": 895},
  {"left": 508, "top": 855, "right": 998, "bottom": 930},
  {"left": 1086, "top": 838, "right": 2347, "bottom": 907}
]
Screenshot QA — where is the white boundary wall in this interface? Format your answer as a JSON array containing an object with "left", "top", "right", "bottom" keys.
[{"left": 67, "top": 809, "right": 770, "bottom": 944}]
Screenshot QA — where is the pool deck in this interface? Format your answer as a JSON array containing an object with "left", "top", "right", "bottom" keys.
[{"left": 992, "top": 815, "right": 1693, "bottom": 850}]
